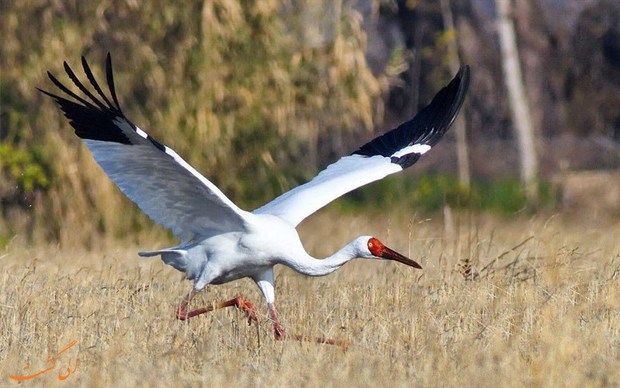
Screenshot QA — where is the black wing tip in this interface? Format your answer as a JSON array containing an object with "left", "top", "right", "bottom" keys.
[
  {"left": 401, "top": 64, "right": 471, "bottom": 151},
  {"left": 458, "top": 65, "right": 470, "bottom": 80},
  {"left": 454, "top": 65, "right": 471, "bottom": 108},
  {"left": 40, "top": 54, "right": 122, "bottom": 112},
  {"left": 36, "top": 86, "right": 54, "bottom": 98},
  {"left": 46, "top": 69, "right": 59, "bottom": 84},
  {"left": 105, "top": 52, "right": 123, "bottom": 112},
  {"left": 42, "top": 53, "right": 163, "bottom": 148},
  {"left": 353, "top": 65, "right": 471, "bottom": 166},
  {"left": 39, "top": 54, "right": 135, "bottom": 145},
  {"left": 440, "top": 64, "right": 471, "bottom": 133}
]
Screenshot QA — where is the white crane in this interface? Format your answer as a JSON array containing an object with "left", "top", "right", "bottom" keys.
[{"left": 40, "top": 54, "right": 470, "bottom": 344}]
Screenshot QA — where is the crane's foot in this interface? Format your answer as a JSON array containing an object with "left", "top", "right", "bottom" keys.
[
  {"left": 292, "top": 335, "right": 351, "bottom": 350},
  {"left": 228, "top": 295, "right": 259, "bottom": 325},
  {"left": 267, "top": 303, "right": 348, "bottom": 349},
  {"left": 176, "top": 289, "right": 208, "bottom": 320},
  {"left": 177, "top": 305, "right": 209, "bottom": 320},
  {"left": 176, "top": 290, "right": 258, "bottom": 326},
  {"left": 273, "top": 321, "right": 286, "bottom": 340}
]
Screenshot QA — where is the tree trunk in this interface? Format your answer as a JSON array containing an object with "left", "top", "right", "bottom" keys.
[
  {"left": 440, "top": 0, "right": 470, "bottom": 190},
  {"left": 495, "top": 0, "right": 539, "bottom": 203}
]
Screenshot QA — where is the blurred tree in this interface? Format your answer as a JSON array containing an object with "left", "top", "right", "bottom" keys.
[
  {"left": 565, "top": 0, "right": 620, "bottom": 142},
  {"left": 495, "top": 0, "right": 539, "bottom": 203},
  {"left": 440, "top": 0, "right": 470, "bottom": 190}
]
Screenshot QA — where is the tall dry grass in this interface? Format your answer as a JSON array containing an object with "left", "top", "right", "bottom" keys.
[{"left": 1, "top": 211, "right": 618, "bottom": 386}]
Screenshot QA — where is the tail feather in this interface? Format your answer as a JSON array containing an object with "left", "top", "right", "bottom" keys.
[
  {"left": 139, "top": 248, "right": 187, "bottom": 272},
  {"left": 138, "top": 247, "right": 205, "bottom": 282}
]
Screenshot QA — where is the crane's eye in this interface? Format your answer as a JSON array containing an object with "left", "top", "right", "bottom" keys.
[{"left": 367, "top": 238, "right": 383, "bottom": 256}]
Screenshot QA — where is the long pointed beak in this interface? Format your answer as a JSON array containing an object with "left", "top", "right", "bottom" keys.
[{"left": 381, "top": 246, "right": 422, "bottom": 269}]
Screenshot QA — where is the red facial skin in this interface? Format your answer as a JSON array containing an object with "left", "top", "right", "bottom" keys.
[
  {"left": 367, "top": 237, "right": 385, "bottom": 257},
  {"left": 367, "top": 237, "right": 422, "bottom": 269}
]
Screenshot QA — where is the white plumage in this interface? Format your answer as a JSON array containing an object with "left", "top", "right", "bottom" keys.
[{"left": 40, "top": 54, "right": 470, "bottom": 343}]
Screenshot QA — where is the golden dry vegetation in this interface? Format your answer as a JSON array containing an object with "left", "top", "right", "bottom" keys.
[{"left": 1, "top": 211, "right": 619, "bottom": 386}]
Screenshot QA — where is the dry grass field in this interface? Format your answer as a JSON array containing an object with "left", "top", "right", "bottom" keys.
[{"left": 1, "top": 210, "right": 619, "bottom": 386}]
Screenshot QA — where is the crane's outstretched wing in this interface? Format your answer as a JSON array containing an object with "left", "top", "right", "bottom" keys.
[
  {"left": 39, "top": 54, "right": 251, "bottom": 242},
  {"left": 255, "top": 66, "right": 470, "bottom": 226}
]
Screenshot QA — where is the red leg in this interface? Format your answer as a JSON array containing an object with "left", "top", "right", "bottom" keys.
[
  {"left": 225, "top": 295, "right": 259, "bottom": 324},
  {"left": 292, "top": 334, "right": 351, "bottom": 350},
  {"left": 176, "top": 289, "right": 258, "bottom": 325},
  {"left": 268, "top": 303, "right": 349, "bottom": 350},
  {"left": 268, "top": 303, "right": 286, "bottom": 340}
]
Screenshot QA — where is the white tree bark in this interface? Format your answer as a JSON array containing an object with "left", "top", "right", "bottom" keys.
[
  {"left": 495, "top": 0, "right": 539, "bottom": 202},
  {"left": 440, "top": 0, "right": 470, "bottom": 190}
]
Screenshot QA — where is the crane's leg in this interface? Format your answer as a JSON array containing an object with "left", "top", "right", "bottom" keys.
[
  {"left": 176, "top": 289, "right": 258, "bottom": 325},
  {"left": 268, "top": 303, "right": 286, "bottom": 339},
  {"left": 268, "top": 302, "right": 349, "bottom": 349},
  {"left": 292, "top": 334, "right": 351, "bottom": 349}
]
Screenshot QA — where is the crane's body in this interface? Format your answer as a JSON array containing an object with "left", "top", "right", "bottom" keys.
[
  {"left": 40, "top": 54, "right": 470, "bottom": 344},
  {"left": 142, "top": 214, "right": 310, "bottom": 289}
]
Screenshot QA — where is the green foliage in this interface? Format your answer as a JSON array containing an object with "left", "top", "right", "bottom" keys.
[
  {"left": 0, "top": 144, "right": 50, "bottom": 193},
  {"left": 340, "top": 174, "right": 554, "bottom": 215},
  {"left": 1, "top": 77, "right": 51, "bottom": 195},
  {"left": 0, "top": 234, "right": 10, "bottom": 250}
]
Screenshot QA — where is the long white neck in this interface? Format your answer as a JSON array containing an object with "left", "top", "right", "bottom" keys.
[{"left": 284, "top": 242, "right": 361, "bottom": 277}]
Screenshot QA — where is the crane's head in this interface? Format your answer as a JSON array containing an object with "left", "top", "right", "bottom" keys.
[{"left": 356, "top": 236, "right": 422, "bottom": 269}]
